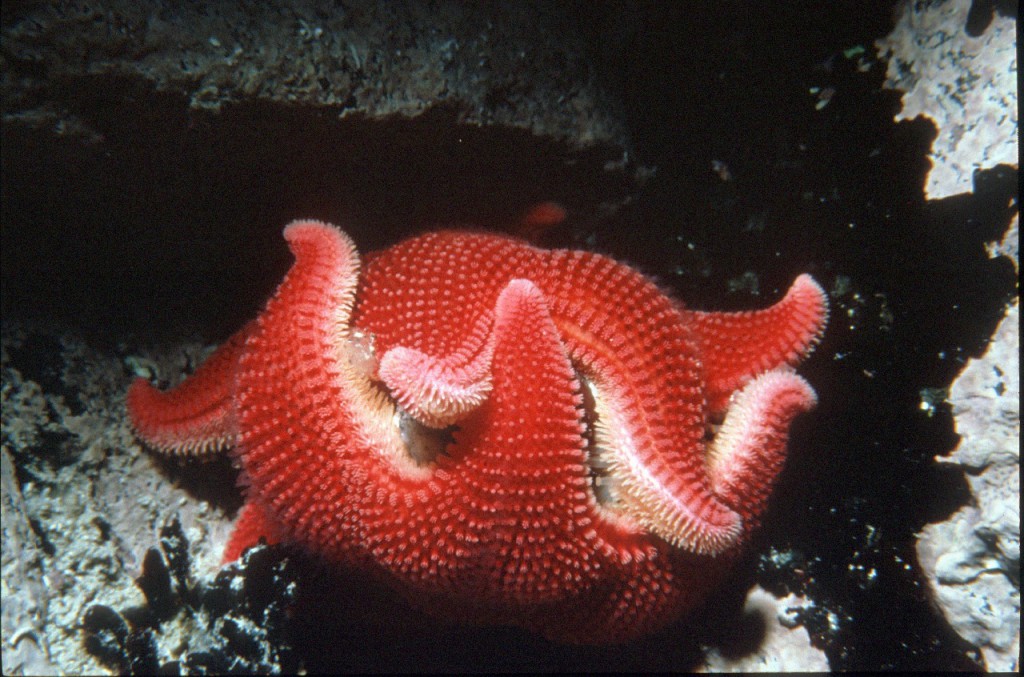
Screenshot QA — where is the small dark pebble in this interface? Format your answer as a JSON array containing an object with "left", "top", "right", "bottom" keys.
[
  {"left": 137, "top": 546, "right": 177, "bottom": 622},
  {"left": 82, "top": 604, "right": 129, "bottom": 670},
  {"left": 85, "top": 539, "right": 300, "bottom": 673},
  {"left": 220, "top": 616, "right": 263, "bottom": 661},
  {"left": 126, "top": 628, "right": 161, "bottom": 674},
  {"left": 199, "top": 573, "right": 235, "bottom": 621},
  {"left": 183, "top": 648, "right": 230, "bottom": 674},
  {"left": 159, "top": 517, "right": 192, "bottom": 595}
]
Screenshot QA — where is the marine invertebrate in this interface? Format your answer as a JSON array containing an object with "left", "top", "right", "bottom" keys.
[{"left": 128, "top": 221, "right": 827, "bottom": 642}]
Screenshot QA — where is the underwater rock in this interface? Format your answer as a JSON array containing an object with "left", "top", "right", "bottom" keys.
[
  {"left": 703, "top": 586, "right": 830, "bottom": 672},
  {"left": 82, "top": 517, "right": 300, "bottom": 674},
  {"left": 916, "top": 294, "right": 1020, "bottom": 672},
  {"left": 875, "top": 0, "right": 1018, "bottom": 199},
  {"left": 81, "top": 605, "right": 130, "bottom": 672},
  {"left": 876, "top": 4, "right": 1019, "bottom": 667},
  {"left": 1, "top": 447, "right": 59, "bottom": 675},
  {"left": 0, "top": 0, "right": 625, "bottom": 148}
]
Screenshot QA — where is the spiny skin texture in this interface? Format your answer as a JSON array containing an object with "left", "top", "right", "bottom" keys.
[
  {"left": 127, "top": 220, "right": 828, "bottom": 643},
  {"left": 126, "top": 324, "right": 251, "bottom": 456}
]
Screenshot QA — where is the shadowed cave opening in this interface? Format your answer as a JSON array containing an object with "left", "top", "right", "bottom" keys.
[{"left": 1, "top": 73, "right": 635, "bottom": 343}]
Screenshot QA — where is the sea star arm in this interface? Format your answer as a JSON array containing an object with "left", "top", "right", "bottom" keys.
[
  {"left": 545, "top": 251, "right": 743, "bottom": 557},
  {"left": 232, "top": 220, "right": 369, "bottom": 557},
  {"left": 438, "top": 278, "right": 600, "bottom": 602},
  {"left": 222, "top": 500, "right": 286, "bottom": 563},
  {"left": 377, "top": 312, "right": 494, "bottom": 428},
  {"left": 706, "top": 368, "right": 817, "bottom": 531},
  {"left": 538, "top": 542, "right": 687, "bottom": 643},
  {"left": 126, "top": 323, "right": 252, "bottom": 456},
  {"left": 687, "top": 274, "right": 828, "bottom": 413}
]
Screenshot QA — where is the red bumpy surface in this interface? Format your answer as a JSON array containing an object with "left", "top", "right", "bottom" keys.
[{"left": 127, "top": 221, "right": 827, "bottom": 643}]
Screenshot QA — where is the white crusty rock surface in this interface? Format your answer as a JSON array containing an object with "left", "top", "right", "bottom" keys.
[
  {"left": 916, "top": 295, "right": 1020, "bottom": 672},
  {"left": 875, "top": 0, "right": 1017, "bottom": 199},
  {"left": 877, "top": 2, "right": 1020, "bottom": 670},
  {"left": 702, "top": 586, "right": 830, "bottom": 673},
  {"left": 0, "top": 1, "right": 625, "bottom": 148},
  {"left": 0, "top": 323, "right": 235, "bottom": 675}
]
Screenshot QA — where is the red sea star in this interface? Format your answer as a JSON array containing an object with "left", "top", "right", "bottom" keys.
[{"left": 127, "top": 220, "right": 827, "bottom": 643}]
